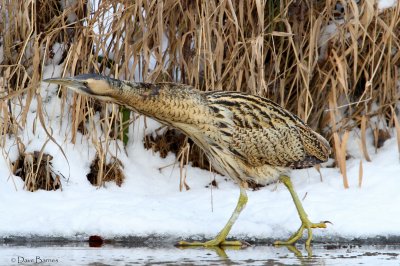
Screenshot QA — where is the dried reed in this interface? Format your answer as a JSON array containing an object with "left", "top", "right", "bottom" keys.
[{"left": 1, "top": 0, "right": 400, "bottom": 189}]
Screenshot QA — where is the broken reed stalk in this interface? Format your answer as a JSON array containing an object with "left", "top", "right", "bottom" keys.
[
  {"left": 360, "top": 115, "right": 372, "bottom": 162},
  {"left": 358, "top": 160, "right": 363, "bottom": 188},
  {"left": 1, "top": 0, "right": 400, "bottom": 189},
  {"left": 391, "top": 106, "right": 400, "bottom": 159},
  {"left": 178, "top": 140, "right": 191, "bottom": 191},
  {"left": 333, "top": 131, "right": 350, "bottom": 189}
]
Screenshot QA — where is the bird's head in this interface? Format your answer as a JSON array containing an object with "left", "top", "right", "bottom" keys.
[{"left": 43, "top": 74, "right": 122, "bottom": 102}]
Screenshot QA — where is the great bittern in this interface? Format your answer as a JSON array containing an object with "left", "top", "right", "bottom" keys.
[{"left": 44, "top": 74, "right": 331, "bottom": 247}]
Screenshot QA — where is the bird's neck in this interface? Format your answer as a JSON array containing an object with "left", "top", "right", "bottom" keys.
[{"left": 116, "top": 82, "right": 209, "bottom": 128}]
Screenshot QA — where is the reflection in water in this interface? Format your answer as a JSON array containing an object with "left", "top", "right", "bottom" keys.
[
  {"left": 178, "top": 243, "right": 317, "bottom": 263},
  {"left": 177, "top": 244, "right": 248, "bottom": 260},
  {"left": 0, "top": 242, "right": 399, "bottom": 265},
  {"left": 177, "top": 245, "right": 230, "bottom": 259},
  {"left": 186, "top": 244, "right": 321, "bottom": 265}
]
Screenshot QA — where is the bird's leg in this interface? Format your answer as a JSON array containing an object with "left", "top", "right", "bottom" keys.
[
  {"left": 274, "top": 175, "right": 328, "bottom": 247},
  {"left": 176, "top": 186, "right": 248, "bottom": 247}
]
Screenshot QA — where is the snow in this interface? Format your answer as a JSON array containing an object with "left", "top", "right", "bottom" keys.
[
  {"left": 59, "top": 0, "right": 78, "bottom": 23},
  {"left": 334, "top": 0, "right": 398, "bottom": 12},
  {"left": 319, "top": 0, "right": 399, "bottom": 61},
  {"left": 1, "top": 0, "right": 400, "bottom": 245},
  {"left": 379, "top": 0, "right": 398, "bottom": 10},
  {"left": 1, "top": 69, "right": 400, "bottom": 243}
]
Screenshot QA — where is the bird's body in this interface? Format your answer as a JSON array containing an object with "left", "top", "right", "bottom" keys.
[
  {"left": 44, "top": 74, "right": 331, "bottom": 247},
  {"left": 86, "top": 75, "right": 330, "bottom": 186}
]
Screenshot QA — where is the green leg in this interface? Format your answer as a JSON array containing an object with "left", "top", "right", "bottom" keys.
[
  {"left": 177, "top": 186, "right": 248, "bottom": 247},
  {"left": 274, "top": 175, "right": 329, "bottom": 247}
]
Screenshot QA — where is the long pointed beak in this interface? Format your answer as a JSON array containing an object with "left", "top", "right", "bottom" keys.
[{"left": 43, "top": 77, "right": 92, "bottom": 95}]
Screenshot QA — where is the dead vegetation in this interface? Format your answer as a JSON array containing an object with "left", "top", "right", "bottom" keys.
[
  {"left": 86, "top": 152, "right": 125, "bottom": 187},
  {"left": 1, "top": 0, "right": 400, "bottom": 189},
  {"left": 12, "top": 150, "right": 62, "bottom": 192},
  {"left": 144, "top": 128, "right": 211, "bottom": 170}
]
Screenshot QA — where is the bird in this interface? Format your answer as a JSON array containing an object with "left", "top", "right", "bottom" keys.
[{"left": 44, "top": 74, "right": 331, "bottom": 247}]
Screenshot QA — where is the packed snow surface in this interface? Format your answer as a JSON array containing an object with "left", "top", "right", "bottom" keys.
[
  {"left": 1, "top": 0, "right": 399, "bottom": 243},
  {"left": 0, "top": 66, "right": 400, "bottom": 242}
]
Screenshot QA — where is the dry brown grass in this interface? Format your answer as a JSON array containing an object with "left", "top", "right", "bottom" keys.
[
  {"left": 144, "top": 128, "right": 214, "bottom": 191},
  {"left": 144, "top": 128, "right": 211, "bottom": 170},
  {"left": 12, "top": 149, "right": 62, "bottom": 192},
  {"left": 86, "top": 152, "right": 124, "bottom": 187},
  {"left": 1, "top": 0, "right": 400, "bottom": 189}
]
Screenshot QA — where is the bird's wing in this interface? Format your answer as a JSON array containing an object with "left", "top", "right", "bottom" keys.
[
  {"left": 229, "top": 122, "right": 328, "bottom": 168},
  {"left": 206, "top": 92, "right": 330, "bottom": 168}
]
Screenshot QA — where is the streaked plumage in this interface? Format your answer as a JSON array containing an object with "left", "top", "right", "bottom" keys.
[{"left": 44, "top": 74, "right": 331, "bottom": 247}]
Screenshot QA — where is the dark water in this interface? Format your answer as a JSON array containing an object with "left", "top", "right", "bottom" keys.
[{"left": 1, "top": 242, "right": 399, "bottom": 266}]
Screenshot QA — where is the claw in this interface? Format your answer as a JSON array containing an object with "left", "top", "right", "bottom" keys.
[
  {"left": 274, "top": 220, "right": 330, "bottom": 247},
  {"left": 277, "top": 175, "right": 330, "bottom": 247}
]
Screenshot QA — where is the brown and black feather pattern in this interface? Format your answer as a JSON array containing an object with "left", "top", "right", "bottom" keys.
[
  {"left": 204, "top": 91, "right": 331, "bottom": 170},
  {"left": 60, "top": 75, "right": 331, "bottom": 186}
]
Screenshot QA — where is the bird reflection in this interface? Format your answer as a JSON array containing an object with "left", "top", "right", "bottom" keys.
[{"left": 177, "top": 243, "right": 318, "bottom": 264}]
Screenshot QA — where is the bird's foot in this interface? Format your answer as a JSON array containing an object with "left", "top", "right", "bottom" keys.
[
  {"left": 176, "top": 239, "right": 249, "bottom": 247},
  {"left": 274, "top": 220, "right": 330, "bottom": 247}
]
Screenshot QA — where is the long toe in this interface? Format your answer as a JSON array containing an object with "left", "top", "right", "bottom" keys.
[
  {"left": 311, "top": 221, "right": 331, "bottom": 229},
  {"left": 176, "top": 240, "right": 221, "bottom": 247},
  {"left": 176, "top": 239, "right": 248, "bottom": 247},
  {"left": 274, "top": 225, "right": 305, "bottom": 246},
  {"left": 220, "top": 240, "right": 250, "bottom": 247},
  {"left": 274, "top": 220, "right": 329, "bottom": 246}
]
